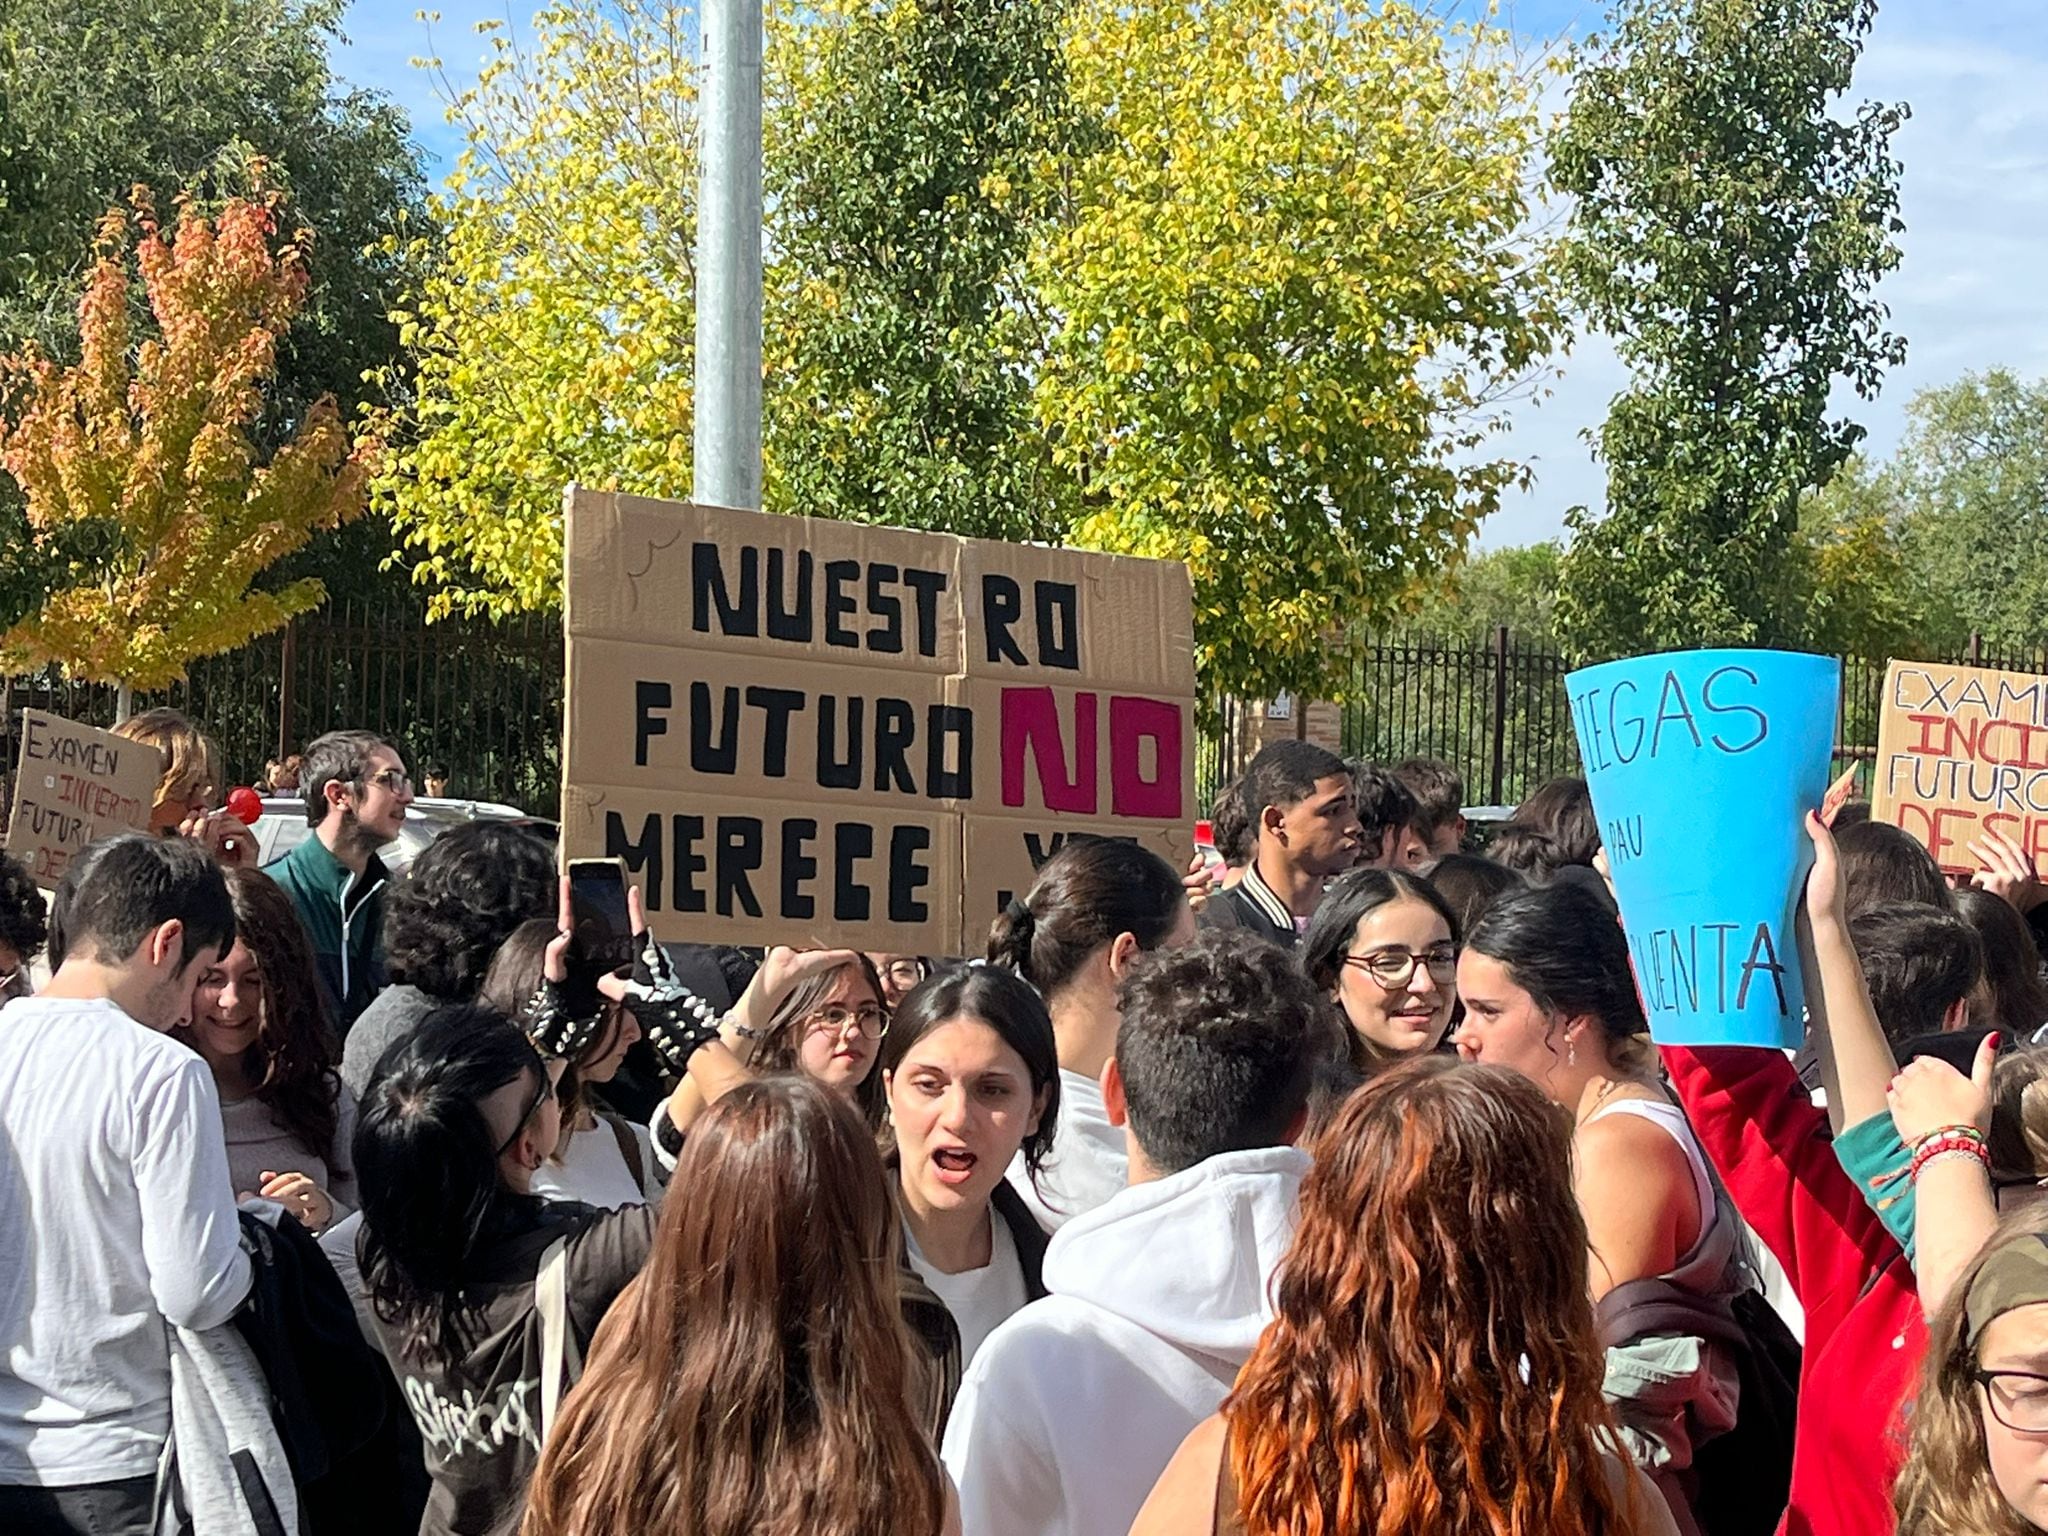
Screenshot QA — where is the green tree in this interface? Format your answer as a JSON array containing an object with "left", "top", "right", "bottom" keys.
[
  {"left": 1036, "top": 0, "right": 1563, "bottom": 704},
  {"left": 1549, "top": 0, "right": 1907, "bottom": 662},
  {"left": 1407, "top": 542, "right": 1565, "bottom": 647},
  {"left": 1888, "top": 371, "right": 2048, "bottom": 654},
  {"left": 765, "top": 0, "right": 1085, "bottom": 541}
]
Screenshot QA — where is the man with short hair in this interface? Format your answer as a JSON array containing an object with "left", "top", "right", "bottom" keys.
[
  {"left": 1393, "top": 755, "right": 1467, "bottom": 858},
  {"left": 1352, "top": 760, "right": 1428, "bottom": 870},
  {"left": 266, "top": 729, "right": 414, "bottom": 1032},
  {"left": 0, "top": 836, "right": 250, "bottom": 1535},
  {"left": 1852, "top": 901, "right": 1983, "bottom": 1048},
  {"left": 942, "top": 932, "right": 1328, "bottom": 1536},
  {"left": 1196, "top": 741, "right": 1360, "bottom": 947}
]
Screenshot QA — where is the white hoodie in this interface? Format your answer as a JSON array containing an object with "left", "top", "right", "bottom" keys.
[
  {"left": 1003, "top": 1068, "right": 1128, "bottom": 1231},
  {"left": 942, "top": 1145, "right": 1310, "bottom": 1536}
]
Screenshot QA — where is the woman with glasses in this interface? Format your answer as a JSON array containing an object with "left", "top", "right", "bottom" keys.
[
  {"left": 1455, "top": 881, "right": 1752, "bottom": 1536},
  {"left": 1896, "top": 1208, "right": 2048, "bottom": 1535},
  {"left": 353, "top": 1003, "right": 661, "bottom": 1536},
  {"left": 870, "top": 952, "right": 933, "bottom": 1011},
  {"left": 1299, "top": 869, "right": 1460, "bottom": 1067}
]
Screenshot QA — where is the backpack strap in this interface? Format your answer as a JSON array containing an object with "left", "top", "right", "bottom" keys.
[
  {"left": 600, "top": 1112, "right": 647, "bottom": 1195},
  {"left": 535, "top": 1236, "right": 582, "bottom": 1443}
]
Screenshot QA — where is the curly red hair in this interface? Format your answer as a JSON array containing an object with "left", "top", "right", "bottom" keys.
[{"left": 1224, "top": 1055, "right": 1639, "bottom": 1536}]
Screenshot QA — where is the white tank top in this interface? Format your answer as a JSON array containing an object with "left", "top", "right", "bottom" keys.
[{"left": 1584, "top": 1096, "right": 1717, "bottom": 1257}]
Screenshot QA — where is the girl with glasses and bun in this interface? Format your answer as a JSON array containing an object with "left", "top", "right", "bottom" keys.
[
  {"left": 1299, "top": 868, "right": 1461, "bottom": 1066},
  {"left": 520, "top": 1076, "right": 959, "bottom": 1536},
  {"left": 1132, "top": 1055, "right": 1678, "bottom": 1536},
  {"left": 987, "top": 836, "right": 1194, "bottom": 1229}
]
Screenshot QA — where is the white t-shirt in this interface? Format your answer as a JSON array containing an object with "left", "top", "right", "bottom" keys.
[
  {"left": 531, "top": 1116, "right": 664, "bottom": 1210},
  {"left": 905, "top": 1210, "right": 1027, "bottom": 1367},
  {"left": 1005, "top": 1068, "right": 1128, "bottom": 1230},
  {"left": 0, "top": 996, "right": 252, "bottom": 1484}
]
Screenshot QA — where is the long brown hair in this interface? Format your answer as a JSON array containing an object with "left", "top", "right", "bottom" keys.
[
  {"left": 1225, "top": 1056, "right": 1636, "bottom": 1536},
  {"left": 521, "top": 1076, "right": 945, "bottom": 1536},
  {"left": 1895, "top": 1204, "right": 2048, "bottom": 1536},
  {"left": 746, "top": 952, "right": 890, "bottom": 1131},
  {"left": 180, "top": 867, "right": 342, "bottom": 1159}
]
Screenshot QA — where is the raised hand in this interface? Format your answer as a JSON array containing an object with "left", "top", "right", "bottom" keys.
[
  {"left": 1969, "top": 828, "right": 2045, "bottom": 914},
  {"left": 526, "top": 876, "right": 604, "bottom": 1060},
  {"left": 617, "top": 899, "right": 725, "bottom": 1076}
]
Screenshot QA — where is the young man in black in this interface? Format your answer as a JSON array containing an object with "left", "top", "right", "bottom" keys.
[{"left": 1198, "top": 741, "right": 1361, "bottom": 948}]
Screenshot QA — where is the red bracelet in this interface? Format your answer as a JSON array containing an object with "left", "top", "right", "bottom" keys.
[{"left": 1910, "top": 1134, "right": 1991, "bottom": 1181}]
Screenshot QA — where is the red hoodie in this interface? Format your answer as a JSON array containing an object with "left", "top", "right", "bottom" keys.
[{"left": 1660, "top": 1045, "right": 1924, "bottom": 1536}]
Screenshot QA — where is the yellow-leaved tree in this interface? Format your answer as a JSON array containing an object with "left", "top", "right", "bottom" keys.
[
  {"left": 1032, "top": 0, "right": 1565, "bottom": 701},
  {"left": 0, "top": 190, "right": 377, "bottom": 712},
  {"left": 374, "top": 1, "right": 698, "bottom": 617}
]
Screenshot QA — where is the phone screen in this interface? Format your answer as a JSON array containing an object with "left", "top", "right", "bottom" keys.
[{"left": 567, "top": 859, "right": 633, "bottom": 968}]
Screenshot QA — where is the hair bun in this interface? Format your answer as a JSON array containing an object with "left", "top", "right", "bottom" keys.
[{"left": 1004, "top": 896, "right": 1036, "bottom": 937}]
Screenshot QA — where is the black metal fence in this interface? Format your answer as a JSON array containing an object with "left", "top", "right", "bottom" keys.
[
  {"left": 2, "top": 604, "right": 565, "bottom": 811},
  {"left": 10, "top": 613, "right": 2046, "bottom": 821},
  {"left": 1206, "top": 630, "right": 2048, "bottom": 814}
]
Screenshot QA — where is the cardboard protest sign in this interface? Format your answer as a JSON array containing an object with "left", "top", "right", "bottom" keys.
[
  {"left": 4, "top": 710, "right": 162, "bottom": 886},
  {"left": 560, "top": 489, "right": 1197, "bottom": 953},
  {"left": 1871, "top": 660, "right": 2048, "bottom": 877},
  {"left": 1567, "top": 650, "right": 1840, "bottom": 1049}
]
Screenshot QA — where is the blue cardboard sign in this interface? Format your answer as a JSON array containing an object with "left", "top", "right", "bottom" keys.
[{"left": 1566, "top": 649, "right": 1842, "bottom": 1049}]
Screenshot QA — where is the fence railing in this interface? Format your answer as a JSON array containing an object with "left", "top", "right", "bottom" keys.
[
  {"left": 9, "top": 614, "right": 2046, "bottom": 823},
  {"left": 2, "top": 605, "right": 565, "bottom": 812}
]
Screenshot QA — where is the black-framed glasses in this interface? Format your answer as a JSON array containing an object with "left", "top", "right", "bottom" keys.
[
  {"left": 363, "top": 769, "right": 414, "bottom": 795},
  {"left": 496, "top": 1070, "right": 556, "bottom": 1157},
  {"left": 805, "top": 1003, "right": 891, "bottom": 1040},
  {"left": 1973, "top": 1369, "right": 2048, "bottom": 1433},
  {"left": 1342, "top": 945, "right": 1459, "bottom": 988}
]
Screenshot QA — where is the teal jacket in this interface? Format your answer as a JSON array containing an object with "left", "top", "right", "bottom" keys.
[{"left": 266, "top": 834, "right": 390, "bottom": 1034}]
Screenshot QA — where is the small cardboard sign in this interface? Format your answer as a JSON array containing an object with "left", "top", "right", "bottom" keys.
[
  {"left": 1567, "top": 649, "right": 1841, "bottom": 1049},
  {"left": 5, "top": 710, "right": 162, "bottom": 887},
  {"left": 560, "top": 489, "right": 1198, "bottom": 954},
  {"left": 1872, "top": 659, "right": 2048, "bottom": 876}
]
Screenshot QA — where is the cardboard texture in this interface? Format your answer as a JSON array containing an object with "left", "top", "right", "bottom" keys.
[
  {"left": 1872, "top": 659, "right": 2048, "bottom": 875},
  {"left": 5, "top": 710, "right": 162, "bottom": 887},
  {"left": 562, "top": 488, "right": 1197, "bottom": 952}
]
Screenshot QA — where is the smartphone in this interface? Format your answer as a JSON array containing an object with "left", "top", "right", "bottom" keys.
[{"left": 567, "top": 857, "right": 633, "bottom": 969}]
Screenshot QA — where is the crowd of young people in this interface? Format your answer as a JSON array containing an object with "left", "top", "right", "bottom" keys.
[{"left": 5, "top": 710, "right": 2048, "bottom": 1536}]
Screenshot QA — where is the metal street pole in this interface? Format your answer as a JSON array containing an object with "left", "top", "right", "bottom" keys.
[{"left": 692, "top": 0, "right": 764, "bottom": 511}]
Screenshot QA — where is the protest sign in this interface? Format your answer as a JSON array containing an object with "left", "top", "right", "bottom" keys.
[
  {"left": 4, "top": 710, "right": 162, "bottom": 886},
  {"left": 559, "top": 489, "right": 1198, "bottom": 953},
  {"left": 1566, "top": 650, "right": 1840, "bottom": 1049},
  {"left": 1871, "top": 659, "right": 2048, "bottom": 877}
]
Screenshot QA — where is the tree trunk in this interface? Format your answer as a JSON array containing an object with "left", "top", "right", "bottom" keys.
[{"left": 114, "top": 682, "right": 132, "bottom": 723}]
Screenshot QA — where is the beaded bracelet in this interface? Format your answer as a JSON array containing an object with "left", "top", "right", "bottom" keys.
[
  {"left": 1910, "top": 1123, "right": 1986, "bottom": 1150},
  {"left": 1910, "top": 1134, "right": 1990, "bottom": 1182},
  {"left": 1911, "top": 1145, "right": 1992, "bottom": 1182}
]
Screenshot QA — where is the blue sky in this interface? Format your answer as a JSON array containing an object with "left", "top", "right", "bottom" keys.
[{"left": 331, "top": 0, "right": 2048, "bottom": 548}]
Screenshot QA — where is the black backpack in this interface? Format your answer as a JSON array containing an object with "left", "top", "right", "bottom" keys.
[
  {"left": 234, "top": 1211, "right": 429, "bottom": 1533},
  {"left": 1596, "top": 1212, "right": 1802, "bottom": 1536}
]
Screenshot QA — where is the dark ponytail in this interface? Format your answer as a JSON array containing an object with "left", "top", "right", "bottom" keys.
[
  {"left": 1465, "top": 882, "right": 1650, "bottom": 1067},
  {"left": 987, "top": 836, "right": 1186, "bottom": 995},
  {"left": 356, "top": 1004, "right": 547, "bottom": 1365}
]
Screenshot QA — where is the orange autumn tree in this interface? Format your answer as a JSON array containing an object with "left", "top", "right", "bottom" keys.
[{"left": 0, "top": 189, "right": 377, "bottom": 709}]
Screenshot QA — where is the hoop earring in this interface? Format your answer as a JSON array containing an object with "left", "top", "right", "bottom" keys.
[{"left": 1567, "top": 1039, "right": 1577, "bottom": 1069}]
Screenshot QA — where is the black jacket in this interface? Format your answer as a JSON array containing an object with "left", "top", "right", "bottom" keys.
[{"left": 1196, "top": 881, "right": 1298, "bottom": 950}]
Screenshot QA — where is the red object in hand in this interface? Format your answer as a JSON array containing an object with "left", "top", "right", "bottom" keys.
[{"left": 226, "top": 786, "right": 263, "bottom": 825}]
